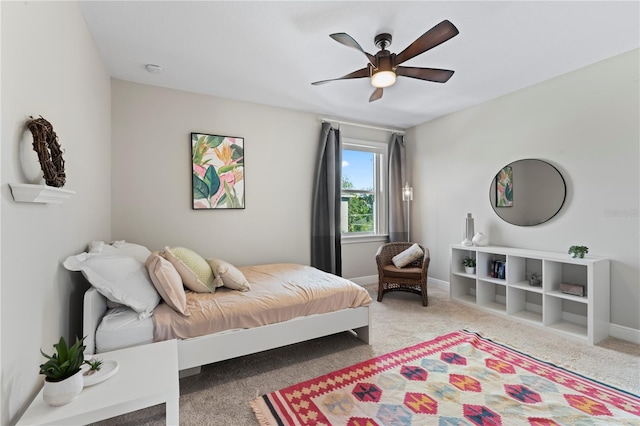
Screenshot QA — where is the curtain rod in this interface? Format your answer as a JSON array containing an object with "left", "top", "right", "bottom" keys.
[{"left": 319, "top": 117, "right": 405, "bottom": 135}]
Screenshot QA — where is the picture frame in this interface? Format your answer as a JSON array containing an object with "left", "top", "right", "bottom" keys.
[
  {"left": 496, "top": 165, "right": 513, "bottom": 207},
  {"left": 191, "top": 133, "right": 244, "bottom": 209}
]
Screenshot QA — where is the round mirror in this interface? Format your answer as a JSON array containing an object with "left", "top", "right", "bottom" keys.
[{"left": 489, "top": 159, "right": 566, "bottom": 226}]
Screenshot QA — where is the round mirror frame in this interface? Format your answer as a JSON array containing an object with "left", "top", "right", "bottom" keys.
[{"left": 489, "top": 159, "right": 566, "bottom": 226}]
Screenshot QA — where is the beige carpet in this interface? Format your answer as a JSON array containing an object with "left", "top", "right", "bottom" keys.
[{"left": 92, "top": 282, "right": 640, "bottom": 425}]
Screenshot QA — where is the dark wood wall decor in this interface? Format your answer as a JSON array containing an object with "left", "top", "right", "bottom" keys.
[{"left": 27, "top": 116, "right": 66, "bottom": 187}]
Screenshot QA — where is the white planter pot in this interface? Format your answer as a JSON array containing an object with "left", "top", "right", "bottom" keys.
[
  {"left": 464, "top": 266, "right": 476, "bottom": 274},
  {"left": 43, "top": 370, "right": 83, "bottom": 406}
]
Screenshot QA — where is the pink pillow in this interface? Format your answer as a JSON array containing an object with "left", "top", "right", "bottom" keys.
[{"left": 145, "top": 253, "right": 189, "bottom": 316}]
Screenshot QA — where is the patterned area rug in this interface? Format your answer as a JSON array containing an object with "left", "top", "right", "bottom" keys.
[{"left": 251, "top": 330, "right": 640, "bottom": 425}]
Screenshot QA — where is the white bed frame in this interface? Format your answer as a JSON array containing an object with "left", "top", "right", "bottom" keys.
[{"left": 83, "top": 287, "right": 371, "bottom": 372}]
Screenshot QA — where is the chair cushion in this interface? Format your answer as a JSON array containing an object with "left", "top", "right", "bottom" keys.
[
  {"left": 392, "top": 243, "right": 423, "bottom": 268},
  {"left": 382, "top": 264, "right": 422, "bottom": 280}
]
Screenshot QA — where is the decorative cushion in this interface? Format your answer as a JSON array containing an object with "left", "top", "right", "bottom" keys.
[
  {"left": 145, "top": 253, "right": 190, "bottom": 316},
  {"left": 63, "top": 253, "right": 160, "bottom": 319},
  {"left": 206, "top": 259, "right": 251, "bottom": 291},
  {"left": 163, "top": 246, "right": 215, "bottom": 293},
  {"left": 382, "top": 264, "right": 422, "bottom": 280},
  {"left": 392, "top": 243, "right": 424, "bottom": 268}
]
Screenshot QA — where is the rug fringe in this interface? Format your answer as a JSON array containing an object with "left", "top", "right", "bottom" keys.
[{"left": 250, "top": 397, "right": 275, "bottom": 426}]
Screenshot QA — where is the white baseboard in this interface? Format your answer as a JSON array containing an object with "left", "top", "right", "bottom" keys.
[
  {"left": 610, "top": 323, "right": 640, "bottom": 344},
  {"left": 359, "top": 276, "right": 640, "bottom": 345},
  {"left": 427, "top": 277, "right": 448, "bottom": 289}
]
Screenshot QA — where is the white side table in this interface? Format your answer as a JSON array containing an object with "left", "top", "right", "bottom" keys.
[{"left": 17, "top": 339, "right": 179, "bottom": 425}]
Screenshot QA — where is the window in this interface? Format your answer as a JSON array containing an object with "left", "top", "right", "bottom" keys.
[{"left": 341, "top": 138, "right": 388, "bottom": 237}]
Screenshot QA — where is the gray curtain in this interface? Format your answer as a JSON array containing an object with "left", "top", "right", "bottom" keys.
[
  {"left": 388, "top": 133, "right": 407, "bottom": 242},
  {"left": 311, "top": 122, "right": 342, "bottom": 275}
]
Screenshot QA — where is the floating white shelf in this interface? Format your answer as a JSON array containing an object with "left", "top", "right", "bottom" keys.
[{"left": 9, "top": 183, "right": 75, "bottom": 203}]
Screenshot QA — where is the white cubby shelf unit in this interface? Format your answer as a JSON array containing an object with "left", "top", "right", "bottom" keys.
[{"left": 450, "top": 244, "right": 610, "bottom": 345}]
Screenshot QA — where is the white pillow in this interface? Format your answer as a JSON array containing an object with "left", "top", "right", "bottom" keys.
[
  {"left": 206, "top": 259, "right": 251, "bottom": 291},
  {"left": 63, "top": 253, "right": 160, "bottom": 319},
  {"left": 88, "top": 240, "right": 151, "bottom": 264},
  {"left": 145, "top": 253, "right": 190, "bottom": 316},
  {"left": 392, "top": 243, "right": 424, "bottom": 268},
  {"left": 163, "top": 247, "right": 215, "bottom": 293}
]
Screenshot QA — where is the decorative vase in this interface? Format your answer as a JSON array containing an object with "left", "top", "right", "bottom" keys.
[
  {"left": 43, "top": 370, "right": 83, "bottom": 406},
  {"left": 464, "top": 266, "right": 475, "bottom": 274},
  {"left": 472, "top": 232, "right": 488, "bottom": 246},
  {"left": 461, "top": 213, "right": 474, "bottom": 246}
]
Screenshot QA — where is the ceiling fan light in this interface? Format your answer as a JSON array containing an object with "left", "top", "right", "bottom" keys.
[{"left": 371, "top": 70, "right": 396, "bottom": 88}]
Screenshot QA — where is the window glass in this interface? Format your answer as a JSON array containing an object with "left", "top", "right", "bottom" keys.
[
  {"left": 340, "top": 140, "right": 387, "bottom": 236},
  {"left": 342, "top": 150, "right": 374, "bottom": 190},
  {"left": 342, "top": 150, "right": 375, "bottom": 233}
]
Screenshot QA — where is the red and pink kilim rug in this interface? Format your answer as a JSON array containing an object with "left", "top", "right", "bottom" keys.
[{"left": 251, "top": 330, "right": 640, "bottom": 425}]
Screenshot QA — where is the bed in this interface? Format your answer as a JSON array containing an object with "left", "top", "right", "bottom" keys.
[{"left": 74, "top": 242, "right": 372, "bottom": 373}]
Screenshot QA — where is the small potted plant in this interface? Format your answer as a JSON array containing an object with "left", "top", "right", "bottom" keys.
[
  {"left": 39, "top": 336, "right": 86, "bottom": 406},
  {"left": 84, "top": 358, "right": 103, "bottom": 376},
  {"left": 462, "top": 256, "right": 476, "bottom": 274},
  {"left": 568, "top": 245, "right": 589, "bottom": 259}
]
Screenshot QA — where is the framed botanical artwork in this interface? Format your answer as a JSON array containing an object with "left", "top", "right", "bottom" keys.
[
  {"left": 496, "top": 165, "right": 513, "bottom": 207},
  {"left": 191, "top": 133, "right": 244, "bottom": 209}
]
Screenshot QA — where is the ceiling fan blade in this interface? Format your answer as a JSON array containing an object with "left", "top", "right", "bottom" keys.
[
  {"left": 330, "top": 33, "right": 376, "bottom": 65},
  {"left": 311, "top": 68, "right": 370, "bottom": 85},
  {"left": 396, "top": 66, "right": 455, "bottom": 83},
  {"left": 395, "top": 20, "right": 459, "bottom": 66},
  {"left": 369, "top": 87, "right": 383, "bottom": 102}
]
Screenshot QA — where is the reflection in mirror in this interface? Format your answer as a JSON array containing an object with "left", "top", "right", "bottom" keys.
[{"left": 489, "top": 159, "right": 566, "bottom": 226}]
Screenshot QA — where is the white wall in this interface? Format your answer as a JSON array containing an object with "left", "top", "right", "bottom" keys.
[
  {"left": 111, "top": 80, "right": 318, "bottom": 265},
  {"left": 342, "top": 241, "right": 383, "bottom": 282},
  {"left": 112, "top": 80, "right": 389, "bottom": 274},
  {"left": 0, "top": 2, "right": 111, "bottom": 424},
  {"left": 406, "top": 49, "right": 640, "bottom": 331}
]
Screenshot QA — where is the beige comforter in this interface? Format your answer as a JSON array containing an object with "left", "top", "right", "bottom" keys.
[{"left": 153, "top": 263, "right": 372, "bottom": 341}]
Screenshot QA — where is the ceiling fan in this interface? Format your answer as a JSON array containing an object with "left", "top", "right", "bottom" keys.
[{"left": 312, "top": 20, "right": 459, "bottom": 102}]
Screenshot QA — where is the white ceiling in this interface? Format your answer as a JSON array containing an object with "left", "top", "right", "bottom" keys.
[{"left": 80, "top": 1, "right": 639, "bottom": 130}]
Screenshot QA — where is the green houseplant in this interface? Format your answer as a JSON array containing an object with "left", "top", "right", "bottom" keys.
[
  {"left": 39, "top": 336, "right": 86, "bottom": 406},
  {"left": 462, "top": 256, "right": 476, "bottom": 274},
  {"left": 568, "top": 245, "right": 589, "bottom": 259},
  {"left": 462, "top": 256, "right": 476, "bottom": 267}
]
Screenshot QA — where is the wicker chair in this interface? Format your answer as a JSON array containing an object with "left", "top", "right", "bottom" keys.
[{"left": 375, "top": 242, "right": 430, "bottom": 306}]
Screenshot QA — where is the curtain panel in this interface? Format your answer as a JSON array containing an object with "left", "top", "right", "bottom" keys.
[
  {"left": 311, "top": 122, "right": 342, "bottom": 275},
  {"left": 388, "top": 133, "right": 407, "bottom": 242}
]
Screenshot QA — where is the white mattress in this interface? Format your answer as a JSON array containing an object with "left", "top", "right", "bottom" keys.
[{"left": 96, "top": 307, "right": 154, "bottom": 353}]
